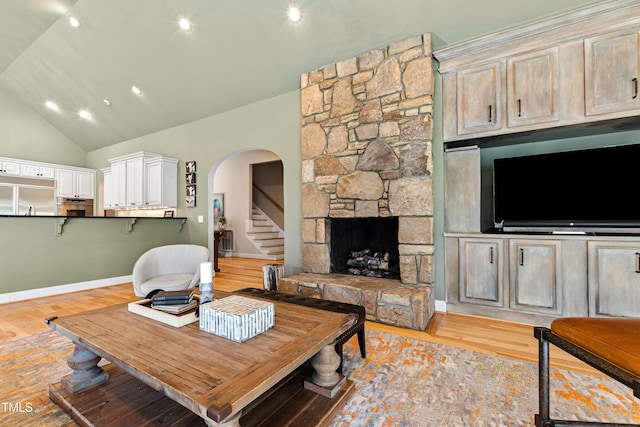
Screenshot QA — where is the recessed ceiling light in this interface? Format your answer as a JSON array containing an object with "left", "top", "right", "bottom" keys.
[
  {"left": 45, "top": 101, "right": 58, "bottom": 110},
  {"left": 131, "top": 86, "right": 142, "bottom": 96},
  {"left": 78, "top": 110, "right": 91, "bottom": 120},
  {"left": 179, "top": 18, "right": 192, "bottom": 31},
  {"left": 288, "top": 6, "right": 301, "bottom": 23},
  {"left": 69, "top": 15, "right": 80, "bottom": 28},
  {"left": 103, "top": 99, "right": 112, "bottom": 106}
]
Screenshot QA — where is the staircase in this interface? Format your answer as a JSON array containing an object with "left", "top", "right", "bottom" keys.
[{"left": 246, "top": 206, "right": 284, "bottom": 260}]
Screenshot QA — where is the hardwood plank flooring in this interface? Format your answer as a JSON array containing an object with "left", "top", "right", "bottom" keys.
[{"left": 0, "top": 256, "right": 598, "bottom": 376}]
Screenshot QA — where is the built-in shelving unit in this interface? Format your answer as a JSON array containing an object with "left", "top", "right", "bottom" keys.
[{"left": 435, "top": 0, "right": 640, "bottom": 325}]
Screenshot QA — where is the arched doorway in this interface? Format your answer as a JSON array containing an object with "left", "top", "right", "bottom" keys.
[{"left": 207, "top": 149, "right": 284, "bottom": 264}]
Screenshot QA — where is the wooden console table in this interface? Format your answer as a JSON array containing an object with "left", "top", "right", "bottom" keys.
[{"left": 213, "top": 229, "right": 228, "bottom": 272}]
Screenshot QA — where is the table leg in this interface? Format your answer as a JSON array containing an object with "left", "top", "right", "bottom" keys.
[
  {"left": 304, "top": 342, "right": 346, "bottom": 398},
  {"left": 204, "top": 410, "right": 242, "bottom": 427},
  {"left": 61, "top": 343, "right": 109, "bottom": 393}
]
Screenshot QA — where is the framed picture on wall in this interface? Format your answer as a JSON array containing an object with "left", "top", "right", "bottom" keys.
[
  {"left": 213, "top": 193, "right": 224, "bottom": 225},
  {"left": 186, "top": 173, "right": 196, "bottom": 184},
  {"left": 186, "top": 161, "right": 196, "bottom": 174},
  {"left": 186, "top": 185, "right": 196, "bottom": 197},
  {"left": 186, "top": 195, "right": 196, "bottom": 207}
]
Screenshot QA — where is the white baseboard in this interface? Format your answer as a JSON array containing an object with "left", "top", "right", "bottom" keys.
[
  {"left": 0, "top": 275, "right": 132, "bottom": 304},
  {"left": 435, "top": 299, "right": 447, "bottom": 313}
]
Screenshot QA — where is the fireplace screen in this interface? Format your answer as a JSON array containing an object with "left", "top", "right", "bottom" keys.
[{"left": 329, "top": 217, "right": 400, "bottom": 279}]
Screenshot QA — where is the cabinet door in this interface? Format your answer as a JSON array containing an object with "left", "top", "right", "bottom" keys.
[
  {"left": 21, "top": 163, "right": 54, "bottom": 178},
  {"left": 103, "top": 169, "right": 113, "bottom": 209},
  {"left": 459, "top": 238, "right": 503, "bottom": 307},
  {"left": 0, "top": 160, "right": 20, "bottom": 176},
  {"left": 585, "top": 31, "right": 640, "bottom": 116},
  {"left": 456, "top": 63, "right": 503, "bottom": 136},
  {"left": 509, "top": 240, "right": 562, "bottom": 315},
  {"left": 125, "top": 157, "right": 144, "bottom": 207},
  {"left": 507, "top": 48, "right": 559, "bottom": 127},
  {"left": 76, "top": 171, "right": 95, "bottom": 199},
  {"left": 56, "top": 169, "right": 76, "bottom": 198},
  {"left": 145, "top": 160, "right": 162, "bottom": 206},
  {"left": 111, "top": 161, "right": 127, "bottom": 208},
  {"left": 588, "top": 242, "right": 640, "bottom": 317}
]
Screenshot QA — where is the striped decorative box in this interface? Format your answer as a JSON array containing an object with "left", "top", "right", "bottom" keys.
[{"left": 199, "top": 295, "right": 274, "bottom": 342}]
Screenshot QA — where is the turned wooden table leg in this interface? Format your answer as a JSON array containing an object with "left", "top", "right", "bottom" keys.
[
  {"left": 304, "top": 342, "right": 346, "bottom": 398},
  {"left": 61, "top": 343, "right": 109, "bottom": 393}
]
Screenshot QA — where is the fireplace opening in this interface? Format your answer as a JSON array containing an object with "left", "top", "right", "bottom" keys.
[{"left": 329, "top": 217, "right": 400, "bottom": 279}]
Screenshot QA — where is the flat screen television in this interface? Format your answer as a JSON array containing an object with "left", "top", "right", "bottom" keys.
[{"left": 493, "top": 143, "right": 640, "bottom": 233}]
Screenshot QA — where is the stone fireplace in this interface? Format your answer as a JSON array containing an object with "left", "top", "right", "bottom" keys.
[{"left": 279, "top": 34, "right": 435, "bottom": 330}]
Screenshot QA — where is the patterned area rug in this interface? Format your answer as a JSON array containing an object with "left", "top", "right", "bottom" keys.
[{"left": 1, "top": 329, "right": 639, "bottom": 426}]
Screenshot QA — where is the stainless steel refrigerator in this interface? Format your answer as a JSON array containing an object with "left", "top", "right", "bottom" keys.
[{"left": 0, "top": 177, "right": 56, "bottom": 216}]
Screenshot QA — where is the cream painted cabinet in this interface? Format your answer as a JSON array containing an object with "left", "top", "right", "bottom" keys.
[
  {"left": 509, "top": 239, "right": 562, "bottom": 315},
  {"left": 56, "top": 168, "right": 95, "bottom": 199},
  {"left": 588, "top": 241, "right": 640, "bottom": 317},
  {"left": 458, "top": 238, "right": 504, "bottom": 307},
  {"left": 507, "top": 47, "right": 559, "bottom": 127},
  {"left": 110, "top": 160, "right": 127, "bottom": 208},
  {"left": 456, "top": 63, "right": 503, "bottom": 136},
  {"left": 585, "top": 30, "right": 640, "bottom": 116}
]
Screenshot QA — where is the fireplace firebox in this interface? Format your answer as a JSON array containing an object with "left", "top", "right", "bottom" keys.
[{"left": 329, "top": 217, "right": 400, "bottom": 279}]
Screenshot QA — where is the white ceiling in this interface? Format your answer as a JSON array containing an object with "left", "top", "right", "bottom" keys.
[{"left": 0, "top": 0, "right": 602, "bottom": 152}]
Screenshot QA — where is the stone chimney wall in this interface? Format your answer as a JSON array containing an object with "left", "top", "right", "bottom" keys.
[{"left": 300, "top": 34, "right": 435, "bottom": 287}]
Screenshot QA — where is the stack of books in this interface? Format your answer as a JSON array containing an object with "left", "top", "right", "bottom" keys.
[{"left": 151, "top": 290, "right": 197, "bottom": 314}]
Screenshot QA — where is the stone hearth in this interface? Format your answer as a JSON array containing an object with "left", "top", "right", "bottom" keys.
[{"left": 291, "top": 34, "right": 435, "bottom": 330}]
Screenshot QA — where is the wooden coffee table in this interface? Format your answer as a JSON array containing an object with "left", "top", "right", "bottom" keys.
[{"left": 47, "top": 290, "right": 356, "bottom": 426}]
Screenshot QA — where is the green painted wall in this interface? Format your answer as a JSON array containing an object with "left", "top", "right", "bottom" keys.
[
  {"left": 0, "top": 217, "right": 189, "bottom": 293},
  {"left": 0, "top": 86, "right": 86, "bottom": 167}
]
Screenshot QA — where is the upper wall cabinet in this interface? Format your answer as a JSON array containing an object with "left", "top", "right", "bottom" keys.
[
  {"left": 456, "top": 63, "right": 504, "bottom": 136},
  {"left": 434, "top": 0, "right": 640, "bottom": 144},
  {"left": 56, "top": 168, "right": 95, "bottom": 199},
  {"left": 106, "top": 152, "right": 178, "bottom": 209},
  {"left": 507, "top": 47, "right": 559, "bottom": 128},
  {"left": 585, "top": 30, "right": 640, "bottom": 116}
]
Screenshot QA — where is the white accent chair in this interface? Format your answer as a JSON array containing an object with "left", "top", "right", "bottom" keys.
[{"left": 132, "top": 244, "right": 210, "bottom": 298}]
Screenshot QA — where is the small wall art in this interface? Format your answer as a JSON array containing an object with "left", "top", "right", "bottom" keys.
[
  {"left": 185, "top": 161, "right": 196, "bottom": 207},
  {"left": 213, "top": 193, "right": 224, "bottom": 226}
]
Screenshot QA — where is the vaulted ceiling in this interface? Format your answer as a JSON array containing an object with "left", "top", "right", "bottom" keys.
[{"left": 0, "top": 0, "right": 600, "bottom": 152}]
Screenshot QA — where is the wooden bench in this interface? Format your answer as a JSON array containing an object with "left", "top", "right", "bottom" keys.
[
  {"left": 234, "top": 287, "right": 366, "bottom": 373},
  {"left": 534, "top": 318, "right": 640, "bottom": 427}
]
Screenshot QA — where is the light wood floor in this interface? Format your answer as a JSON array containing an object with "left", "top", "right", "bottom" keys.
[{"left": 0, "top": 257, "right": 599, "bottom": 376}]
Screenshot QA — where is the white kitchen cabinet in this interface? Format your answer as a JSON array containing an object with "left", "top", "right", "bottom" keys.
[
  {"left": 0, "top": 159, "right": 20, "bottom": 176},
  {"left": 509, "top": 239, "right": 562, "bottom": 315},
  {"left": 20, "top": 163, "right": 55, "bottom": 179},
  {"left": 56, "top": 168, "right": 95, "bottom": 199},
  {"left": 507, "top": 47, "right": 559, "bottom": 128},
  {"left": 458, "top": 237, "right": 504, "bottom": 307},
  {"left": 125, "top": 156, "right": 145, "bottom": 207},
  {"left": 106, "top": 152, "right": 178, "bottom": 209},
  {"left": 102, "top": 168, "right": 113, "bottom": 209},
  {"left": 145, "top": 157, "right": 178, "bottom": 207},
  {"left": 585, "top": 30, "right": 640, "bottom": 116},
  {"left": 588, "top": 241, "right": 640, "bottom": 317}
]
